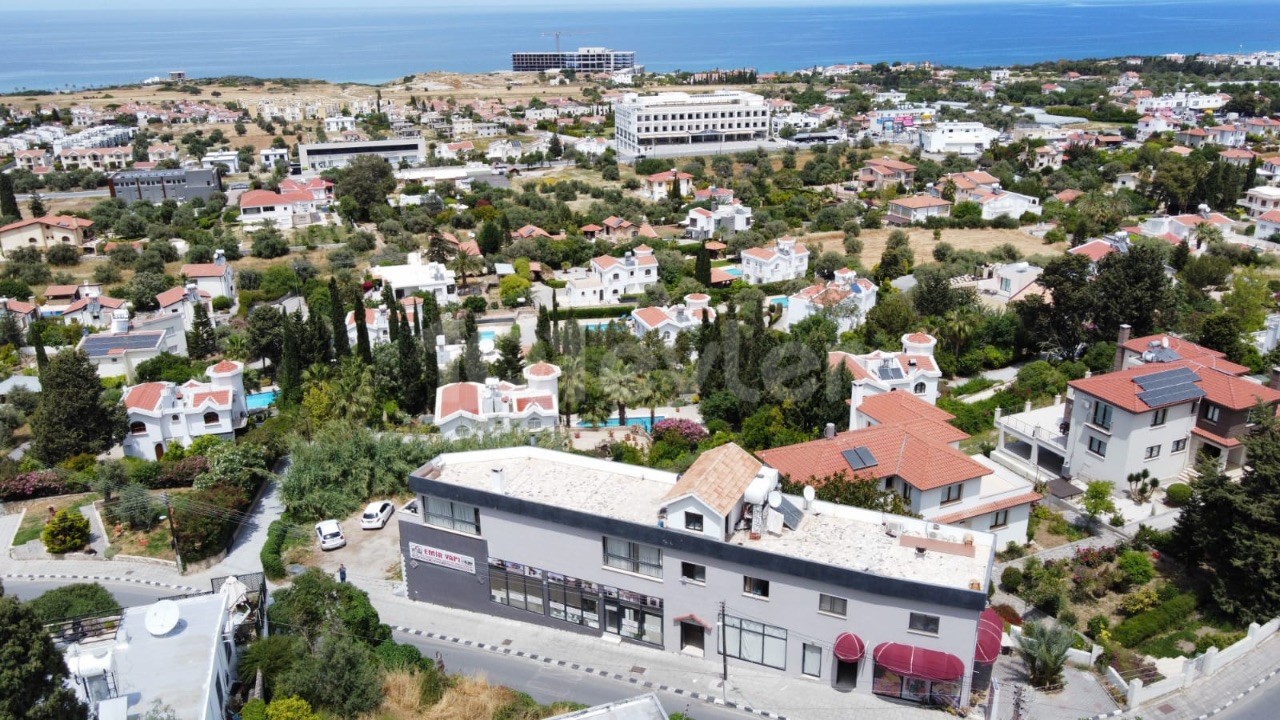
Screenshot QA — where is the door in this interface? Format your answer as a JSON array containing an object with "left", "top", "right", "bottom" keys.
[
  {"left": 835, "top": 659, "right": 859, "bottom": 688},
  {"left": 154, "top": 443, "right": 165, "bottom": 461},
  {"left": 680, "top": 622, "right": 705, "bottom": 654},
  {"left": 603, "top": 601, "right": 621, "bottom": 635}
]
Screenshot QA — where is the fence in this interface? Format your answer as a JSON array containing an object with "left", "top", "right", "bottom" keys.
[{"left": 1106, "top": 616, "right": 1280, "bottom": 710}]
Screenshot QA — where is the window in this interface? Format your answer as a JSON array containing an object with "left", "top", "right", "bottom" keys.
[
  {"left": 1151, "top": 408, "right": 1168, "bottom": 427},
  {"left": 1205, "top": 404, "right": 1221, "bottom": 423},
  {"left": 1087, "top": 435, "right": 1108, "bottom": 457},
  {"left": 901, "top": 484, "right": 912, "bottom": 503},
  {"left": 203, "top": 411, "right": 220, "bottom": 425},
  {"left": 1145, "top": 444, "right": 1161, "bottom": 460},
  {"left": 546, "top": 574, "right": 600, "bottom": 628},
  {"left": 1172, "top": 438, "right": 1188, "bottom": 453},
  {"left": 884, "top": 477, "right": 893, "bottom": 491},
  {"left": 129, "top": 421, "right": 147, "bottom": 435},
  {"left": 425, "top": 497, "right": 481, "bottom": 535},
  {"left": 684, "top": 511, "right": 704, "bottom": 532},
  {"left": 489, "top": 562, "right": 545, "bottom": 615},
  {"left": 603, "top": 537, "right": 663, "bottom": 578},
  {"left": 914, "top": 381, "right": 926, "bottom": 394},
  {"left": 941, "top": 484, "right": 963, "bottom": 504},
  {"left": 680, "top": 562, "right": 706, "bottom": 583},
  {"left": 1000, "top": 277, "right": 1012, "bottom": 293},
  {"left": 991, "top": 510, "right": 1009, "bottom": 529},
  {"left": 1090, "top": 402, "right": 1113, "bottom": 430},
  {"left": 723, "top": 616, "right": 787, "bottom": 669},
  {"left": 819, "top": 593, "right": 847, "bottom": 617},
  {"left": 909, "top": 612, "right": 940, "bottom": 635},
  {"left": 802, "top": 643, "right": 823, "bottom": 677},
  {"left": 743, "top": 576, "right": 770, "bottom": 598}
]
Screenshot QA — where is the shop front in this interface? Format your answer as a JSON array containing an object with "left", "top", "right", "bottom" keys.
[
  {"left": 872, "top": 642, "right": 965, "bottom": 706},
  {"left": 972, "top": 608, "right": 1004, "bottom": 692},
  {"left": 832, "top": 632, "right": 865, "bottom": 689}
]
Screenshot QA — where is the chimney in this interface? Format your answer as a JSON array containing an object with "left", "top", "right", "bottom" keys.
[
  {"left": 1114, "top": 323, "right": 1131, "bottom": 371},
  {"left": 490, "top": 468, "right": 505, "bottom": 494},
  {"left": 1270, "top": 367, "right": 1280, "bottom": 391},
  {"left": 824, "top": 423, "right": 836, "bottom": 439}
]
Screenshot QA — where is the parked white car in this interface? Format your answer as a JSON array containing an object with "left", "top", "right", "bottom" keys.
[
  {"left": 314, "top": 520, "right": 346, "bottom": 550},
  {"left": 360, "top": 500, "right": 395, "bottom": 530}
]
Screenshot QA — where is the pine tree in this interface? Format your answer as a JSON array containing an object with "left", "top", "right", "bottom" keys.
[
  {"left": 185, "top": 302, "right": 217, "bottom": 359},
  {"left": 396, "top": 305, "right": 428, "bottom": 414},
  {"left": 30, "top": 350, "right": 120, "bottom": 465},
  {"left": 328, "top": 278, "right": 349, "bottom": 358},
  {"left": 494, "top": 332, "right": 524, "bottom": 382},
  {"left": 695, "top": 245, "right": 712, "bottom": 286},
  {"left": 353, "top": 294, "right": 372, "bottom": 364},
  {"left": 0, "top": 173, "right": 20, "bottom": 220}
]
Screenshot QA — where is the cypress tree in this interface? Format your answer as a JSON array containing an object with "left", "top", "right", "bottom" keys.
[
  {"left": 328, "top": 278, "right": 349, "bottom": 358},
  {"left": 535, "top": 306, "right": 551, "bottom": 347},
  {"left": 396, "top": 305, "right": 428, "bottom": 414},
  {"left": 422, "top": 325, "right": 438, "bottom": 409},
  {"left": 302, "top": 309, "right": 331, "bottom": 366},
  {"left": 277, "top": 314, "right": 303, "bottom": 409},
  {"left": 695, "top": 245, "right": 712, "bottom": 286},
  {"left": 0, "top": 173, "right": 20, "bottom": 220},
  {"left": 353, "top": 294, "right": 372, "bottom": 364},
  {"left": 386, "top": 301, "right": 400, "bottom": 345},
  {"left": 185, "top": 302, "right": 217, "bottom": 359},
  {"left": 462, "top": 311, "right": 482, "bottom": 382},
  {"left": 29, "top": 320, "right": 47, "bottom": 374}
]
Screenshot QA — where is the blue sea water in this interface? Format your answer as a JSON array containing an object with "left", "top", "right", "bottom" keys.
[{"left": 1, "top": 1, "right": 1277, "bottom": 93}]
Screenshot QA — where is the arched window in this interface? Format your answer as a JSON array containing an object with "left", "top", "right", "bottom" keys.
[
  {"left": 914, "top": 382, "right": 927, "bottom": 395},
  {"left": 528, "top": 417, "right": 542, "bottom": 429},
  {"left": 203, "top": 412, "right": 220, "bottom": 425},
  {"left": 129, "top": 421, "right": 147, "bottom": 435}
]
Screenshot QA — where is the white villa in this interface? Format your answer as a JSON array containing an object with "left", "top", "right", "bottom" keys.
[
  {"left": 828, "top": 332, "right": 944, "bottom": 426},
  {"left": 565, "top": 246, "right": 660, "bottom": 304},
  {"left": 631, "top": 293, "right": 716, "bottom": 345},
  {"left": 741, "top": 237, "right": 809, "bottom": 285},
  {"left": 122, "top": 360, "right": 248, "bottom": 461},
  {"left": 181, "top": 251, "right": 236, "bottom": 299},
  {"left": 784, "top": 268, "right": 877, "bottom": 333},
  {"left": 369, "top": 251, "right": 459, "bottom": 304},
  {"left": 433, "top": 362, "right": 561, "bottom": 439}
]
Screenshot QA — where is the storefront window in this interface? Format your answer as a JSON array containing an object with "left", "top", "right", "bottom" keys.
[
  {"left": 873, "top": 665, "right": 960, "bottom": 707},
  {"left": 488, "top": 560, "right": 545, "bottom": 615},
  {"left": 723, "top": 615, "right": 787, "bottom": 669},
  {"left": 546, "top": 572, "right": 601, "bottom": 629}
]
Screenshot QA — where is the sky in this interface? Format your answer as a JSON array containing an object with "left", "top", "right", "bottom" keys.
[{"left": 9, "top": 0, "right": 1165, "bottom": 10}]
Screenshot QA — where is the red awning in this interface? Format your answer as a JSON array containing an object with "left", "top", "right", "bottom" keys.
[
  {"left": 673, "top": 613, "right": 711, "bottom": 629},
  {"left": 873, "top": 642, "right": 965, "bottom": 682},
  {"left": 833, "top": 632, "right": 865, "bottom": 662},
  {"left": 975, "top": 608, "right": 1004, "bottom": 664}
]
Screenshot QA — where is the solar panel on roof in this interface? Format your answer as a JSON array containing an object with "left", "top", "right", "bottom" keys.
[
  {"left": 777, "top": 495, "right": 804, "bottom": 530},
  {"left": 841, "top": 446, "right": 878, "bottom": 471},
  {"left": 80, "top": 332, "right": 163, "bottom": 356},
  {"left": 878, "top": 366, "right": 904, "bottom": 380},
  {"left": 1138, "top": 384, "right": 1205, "bottom": 408},
  {"left": 1134, "top": 367, "right": 1199, "bottom": 391}
]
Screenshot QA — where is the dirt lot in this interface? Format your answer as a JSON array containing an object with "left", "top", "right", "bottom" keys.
[
  {"left": 304, "top": 504, "right": 407, "bottom": 586},
  {"left": 806, "top": 226, "right": 1067, "bottom": 263}
]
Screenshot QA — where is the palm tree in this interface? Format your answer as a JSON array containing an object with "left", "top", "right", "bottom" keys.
[
  {"left": 450, "top": 246, "right": 484, "bottom": 289},
  {"left": 1193, "top": 222, "right": 1223, "bottom": 250},
  {"left": 598, "top": 360, "right": 639, "bottom": 427},
  {"left": 635, "top": 370, "right": 675, "bottom": 428},
  {"left": 1017, "top": 621, "right": 1074, "bottom": 688},
  {"left": 938, "top": 308, "right": 982, "bottom": 360},
  {"left": 332, "top": 357, "right": 376, "bottom": 423},
  {"left": 557, "top": 356, "right": 587, "bottom": 427},
  {"left": 222, "top": 333, "right": 249, "bottom": 361}
]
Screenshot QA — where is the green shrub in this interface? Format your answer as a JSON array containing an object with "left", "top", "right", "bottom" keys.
[
  {"left": 261, "top": 520, "right": 289, "bottom": 580},
  {"left": 1001, "top": 566, "right": 1024, "bottom": 593},
  {"left": 212, "top": 296, "right": 233, "bottom": 311},
  {"left": 25, "top": 582, "right": 121, "bottom": 623},
  {"left": 1165, "top": 483, "right": 1192, "bottom": 506},
  {"left": 42, "top": 508, "right": 90, "bottom": 554},
  {"left": 240, "top": 699, "right": 267, "bottom": 720},
  {"left": 1087, "top": 614, "right": 1110, "bottom": 638},
  {"left": 1112, "top": 593, "right": 1198, "bottom": 648},
  {"left": 1116, "top": 550, "right": 1156, "bottom": 587},
  {"left": 548, "top": 304, "right": 635, "bottom": 321},
  {"left": 1058, "top": 608, "right": 1078, "bottom": 628},
  {"left": 1195, "top": 631, "right": 1245, "bottom": 654}
]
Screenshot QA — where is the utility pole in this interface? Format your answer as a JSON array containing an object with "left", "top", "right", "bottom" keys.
[
  {"left": 719, "top": 600, "right": 728, "bottom": 698},
  {"left": 162, "top": 492, "right": 184, "bottom": 573}
]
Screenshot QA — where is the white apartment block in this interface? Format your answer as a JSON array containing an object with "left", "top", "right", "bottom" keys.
[
  {"left": 1135, "top": 91, "right": 1229, "bottom": 113},
  {"left": 1240, "top": 186, "right": 1280, "bottom": 219},
  {"left": 369, "top": 251, "right": 459, "bottom": 305},
  {"left": 613, "top": 91, "right": 771, "bottom": 163},
  {"left": 918, "top": 123, "right": 999, "bottom": 155},
  {"left": 324, "top": 116, "right": 357, "bottom": 133},
  {"left": 122, "top": 360, "right": 248, "bottom": 461},
  {"left": 741, "top": 237, "right": 809, "bottom": 285},
  {"left": 238, "top": 189, "right": 322, "bottom": 230}
]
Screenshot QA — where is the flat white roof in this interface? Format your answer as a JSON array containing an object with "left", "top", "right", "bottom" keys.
[
  {"left": 370, "top": 263, "right": 454, "bottom": 289},
  {"left": 420, "top": 447, "right": 993, "bottom": 591},
  {"left": 70, "top": 593, "right": 228, "bottom": 720},
  {"left": 618, "top": 91, "right": 765, "bottom": 108}
]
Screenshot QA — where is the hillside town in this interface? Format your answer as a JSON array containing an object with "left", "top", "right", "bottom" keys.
[{"left": 4, "top": 46, "right": 1280, "bottom": 720}]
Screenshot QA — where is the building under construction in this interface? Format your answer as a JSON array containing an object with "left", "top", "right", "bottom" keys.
[{"left": 511, "top": 47, "right": 635, "bottom": 73}]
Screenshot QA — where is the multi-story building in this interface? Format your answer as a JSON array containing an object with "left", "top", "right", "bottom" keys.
[
  {"left": 324, "top": 115, "right": 357, "bottom": 133},
  {"left": 641, "top": 170, "right": 694, "bottom": 201},
  {"left": 122, "top": 360, "right": 248, "bottom": 461},
  {"left": 931, "top": 171, "right": 1041, "bottom": 220},
  {"left": 784, "top": 269, "right": 877, "bottom": 333},
  {"left": 1241, "top": 186, "right": 1280, "bottom": 219},
  {"left": 57, "top": 147, "right": 129, "bottom": 171},
  {"left": 590, "top": 245, "right": 660, "bottom": 296},
  {"left": 683, "top": 200, "right": 753, "bottom": 240},
  {"left": 918, "top": 122, "right": 999, "bottom": 155},
  {"left": 1135, "top": 91, "right": 1229, "bottom": 114},
  {"left": 108, "top": 168, "right": 222, "bottom": 204},
  {"left": 400, "top": 443, "right": 994, "bottom": 706},
  {"left": 433, "top": 362, "right": 561, "bottom": 439},
  {"left": 827, "top": 332, "right": 943, "bottom": 419},
  {"left": 201, "top": 150, "right": 240, "bottom": 173},
  {"left": 238, "top": 189, "right": 323, "bottom": 230},
  {"left": 511, "top": 47, "right": 636, "bottom": 73},
  {"left": 77, "top": 308, "right": 185, "bottom": 380},
  {"left": 369, "top": 251, "right": 459, "bottom": 304},
  {"left": 181, "top": 251, "right": 236, "bottom": 299},
  {"left": 886, "top": 195, "right": 952, "bottom": 225},
  {"left": 298, "top": 137, "right": 427, "bottom": 170},
  {"left": 858, "top": 157, "right": 916, "bottom": 191},
  {"left": 630, "top": 294, "right": 715, "bottom": 345},
  {"left": 759, "top": 393, "right": 1040, "bottom": 548},
  {"left": 13, "top": 148, "right": 51, "bottom": 171},
  {"left": 741, "top": 237, "right": 809, "bottom": 285},
  {"left": 613, "top": 91, "right": 771, "bottom": 163},
  {"left": 0, "top": 215, "right": 95, "bottom": 259}
]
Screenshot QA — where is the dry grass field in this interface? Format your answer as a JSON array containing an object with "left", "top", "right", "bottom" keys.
[{"left": 805, "top": 226, "right": 1067, "bottom": 263}]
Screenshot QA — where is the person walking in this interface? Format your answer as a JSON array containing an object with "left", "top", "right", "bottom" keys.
[{"left": 338, "top": 564, "right": 347, "bottom": 583}]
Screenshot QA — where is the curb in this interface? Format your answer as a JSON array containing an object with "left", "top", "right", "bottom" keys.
[
  {"left": 1082, "top": 665, "right": 1280, "bottom": 720},
  {"left": 2, "top": 572, "right": 198, "bottom": 594},
  {"left": 391, "top": 624, "right": 788, "bottom": 720}
]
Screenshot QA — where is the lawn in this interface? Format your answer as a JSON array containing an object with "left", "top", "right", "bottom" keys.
[
  {"left": 108, "top": 523, "right": 175, "bottom": 561},
  {"left": 10, "top": 493, "right": 98, "bottom": 548}
]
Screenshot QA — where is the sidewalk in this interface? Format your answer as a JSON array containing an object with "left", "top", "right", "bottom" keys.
[{"left": 1121, "top": 633, "right": 1280, "bottom": 720}]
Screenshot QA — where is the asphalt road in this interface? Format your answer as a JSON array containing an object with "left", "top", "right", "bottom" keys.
[
  {"left": 396, "top": 630, "right": 748, "bottom": 720},
  {"left": 1218, "top": 676, "right": 1280, "bottom": 720},
  {"left": 15, "top": 189, "right": 110, "bottom": 200},
  {"left": 2, "top": 579, "right": 748, "bottom": 719}
]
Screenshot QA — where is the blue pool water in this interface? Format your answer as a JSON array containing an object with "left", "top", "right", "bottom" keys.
[
  {"left": 246, "top": 390, "right": 278, "bottom": 411},
  {"left": 724, "top": 267, "right": 743, "bottom": 277},
  {"left": 770, "top": 296, "right": 789, "bottom": 308},
  {"left": 582, "top": 321, "right": 617, "bottom": 331},
  {"left": 577, "top": 416, "right": 666, "bottom": 432}
]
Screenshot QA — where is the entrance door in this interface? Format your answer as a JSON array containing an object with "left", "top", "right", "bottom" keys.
[
  {"left": 154, "top": 443, "right": 165, "bottom": 461},
  {"left": 680, "top": 622, "right": 705, "bottom": 654},
  {"left": 835, "top": 659, "right": 859, "bottom": 688},
  {"left": 603, "top": 602, "right": 622, "bottom": 635}
]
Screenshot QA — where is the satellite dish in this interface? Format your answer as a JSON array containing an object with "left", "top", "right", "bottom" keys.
[
  {"left": 803, "top": 486, "right": 816, "bottom": 503},
  {"left": 144, "top": 600, "right": 180, "bottom": 637},
  {"left": 767, "top": 490, "right": 782, "bottom": 509}
]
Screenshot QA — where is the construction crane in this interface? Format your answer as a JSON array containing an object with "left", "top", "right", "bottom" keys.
[{"left": 540, "top": 30, "right": 593, "bottom": 53}]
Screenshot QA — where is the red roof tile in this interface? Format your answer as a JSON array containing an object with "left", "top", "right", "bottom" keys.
[
  {"left": 438, "top": 383, "right": 481, "bottom": 417},
  {"left": 123, "top": 382, "right": 166, "bottom": 411},
  {"left": 858, "top": 392, "right": 954, "bottom": 427},
  {"left": 932, "top": 491, "right": 1043, "bottom": 524},
  {"left": 182, "top": 263, "right": 229, "bottom": 278}
]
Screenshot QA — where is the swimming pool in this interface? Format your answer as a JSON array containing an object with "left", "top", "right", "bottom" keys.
[
  {"left": 582, "top": 321, "right": 616, "bottom": 331},
  {"left": 724, "top": 267, "right": 743, "bottom": 277},
  {"left": 479, "top": 330, "right": 497, "bottom": 342},
  {"left": 769, "top": 296, "right": 790, "bottom": 308},
  {"left": 246, "top": 390, "right": 278, "bottom": 411},
  {"left": 577, "top": 416, "right": 665, "bottom": 432}
]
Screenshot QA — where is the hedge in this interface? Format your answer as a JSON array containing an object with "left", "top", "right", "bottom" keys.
[
  {"left": 1165, "top": 483, "right": 1192, "bottom": 506},
  {"left": 549, "top": 305, "right": 634, "bottom": 321},
  {"left": 1112, "top": 593, "right": 1198, "bottom": 648},
  {"left": 261, "top": 520, "right": 289, "bottom": 580}
]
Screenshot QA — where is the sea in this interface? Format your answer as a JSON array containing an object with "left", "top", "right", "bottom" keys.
[{"left": 2, "top": 0, "right": 1279, "bottom": 93}]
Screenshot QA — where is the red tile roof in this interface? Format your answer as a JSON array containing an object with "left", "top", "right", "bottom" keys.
[
  {"left": 438, "top": 383, "right": 481, "bottom": 418},
  {"left": 1071, "top": 359, "right": 1280, "bottom": 414},
  {"left": 61, "top": 295, "right": 125, "bottom": 314},
  {"left": 182, "top": 263, "right": 229, "bottom": 278},
  {"left": 1068, "top": 239, "right": 1116, "bottom": 262},
  {"left": 1191, "top": 425, "right": 1241, "bottom": 449},
  {"left": 525, "top": 361, "right": 559, "bottom": 377},
  {"left": 1122, "top": 334, "right": 1248, "bottom": 375},
  {"left": 891, "top": 195, "right": 951, "bottom": 210},
  {"left": 858, "top": 391, "right": 955, "bottom": 428},
  {"left": 211, "top": 360, "right": 240, "bottom": 374},
  {"left": 932, "top": 491, "right": 1044, "bottom": 524},
  {"left": 664, "top": 442, "right": 762, "bottom": 515},
  {"left": 123, "top": 382, "right": 166, "bottom": 411},
  {"left": 0, "top": 215, "right": 93, "bottom": 234},
  {"left": 513, "top": 395, "right": 553, "bottom": 412},
  {"left": 190, "top": 389, "right": 231, "bottom": 408}
]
